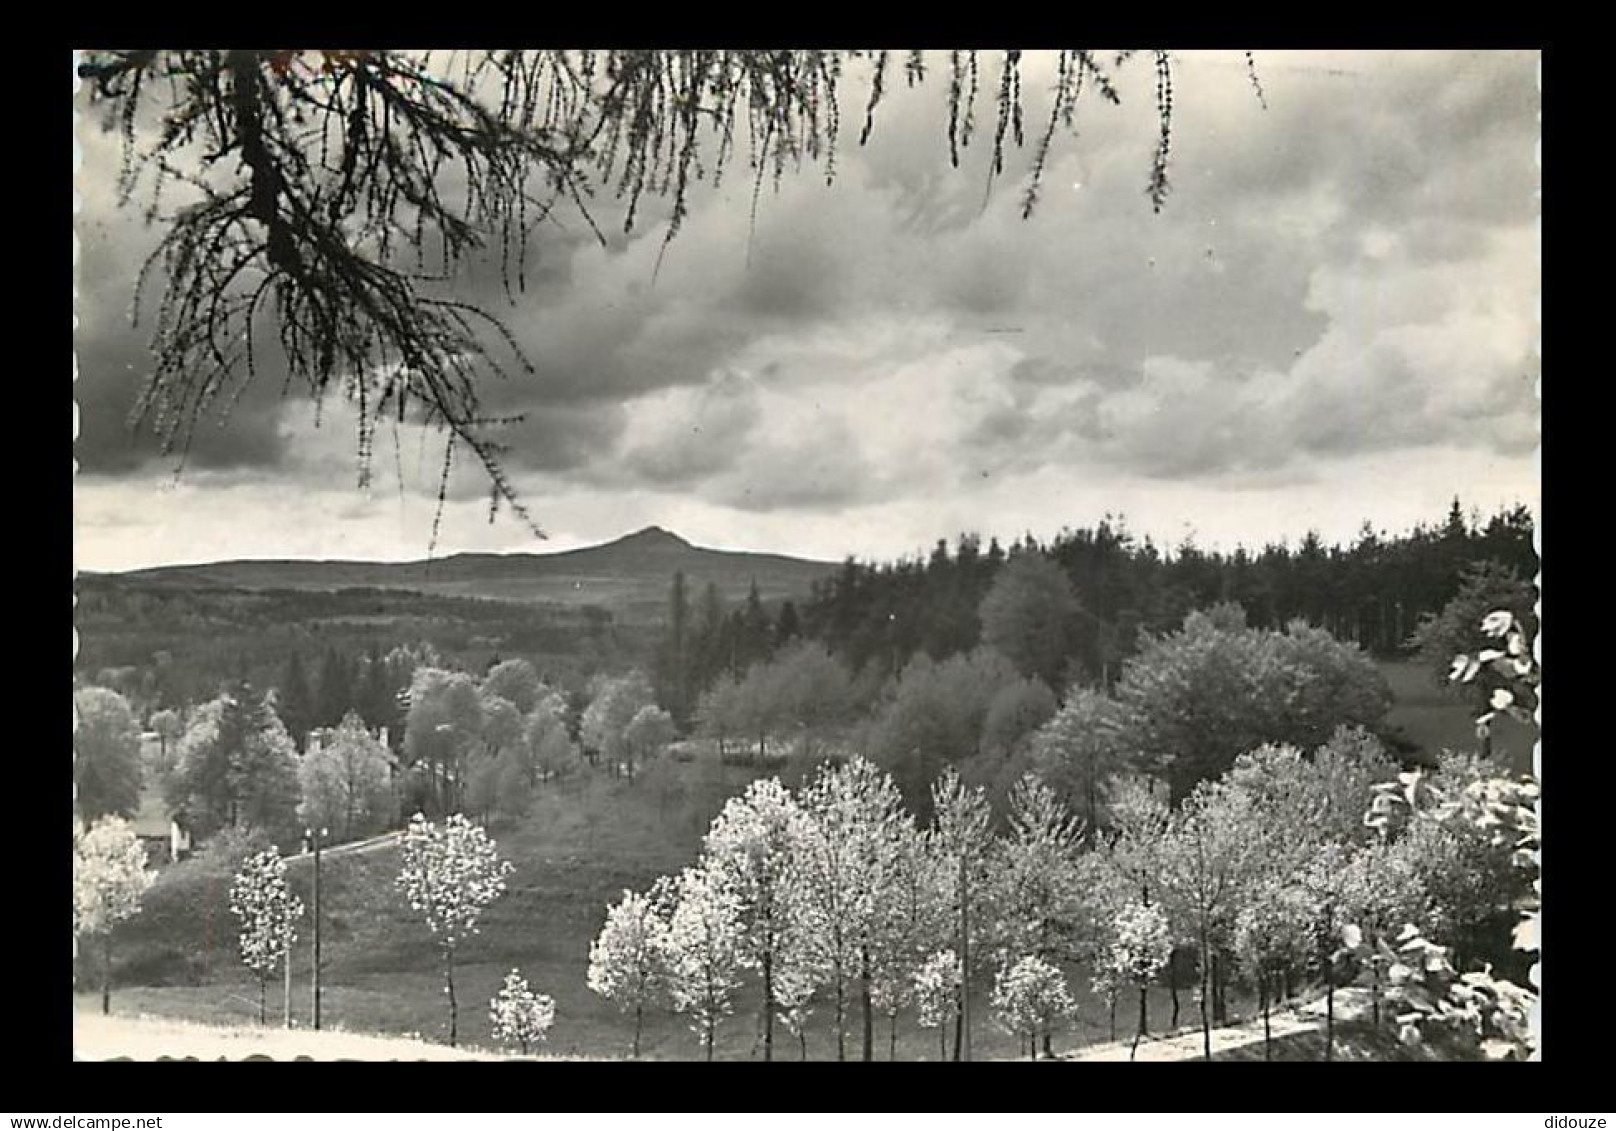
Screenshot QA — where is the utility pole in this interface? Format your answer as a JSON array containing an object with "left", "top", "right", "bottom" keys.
[{"left": 308, "top": 826, "right": 326, "bottom": 1030}]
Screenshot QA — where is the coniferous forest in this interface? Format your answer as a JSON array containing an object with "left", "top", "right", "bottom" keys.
[{"left": 650, "top": 499, "right": 1536, "bottom": 720}]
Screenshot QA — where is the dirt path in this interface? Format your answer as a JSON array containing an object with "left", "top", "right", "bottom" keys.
[
  {"left": 1067, "top": 1009, "right": 1318, "bottom": 1061},
  {"left": 281, "top": 830, "right": 401, "bottom": 865},
  {"left": 1063, "top": 989, "right": 1369, "bottom": 1061}
]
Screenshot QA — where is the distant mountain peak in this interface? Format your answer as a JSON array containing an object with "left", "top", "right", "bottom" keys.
[{"left": 619, "top": 525, "right": 693, "bottom": 549}]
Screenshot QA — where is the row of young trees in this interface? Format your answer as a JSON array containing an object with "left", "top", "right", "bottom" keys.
[{"left": 583, "top": 714, "right": 1532, "bottom": 1061}]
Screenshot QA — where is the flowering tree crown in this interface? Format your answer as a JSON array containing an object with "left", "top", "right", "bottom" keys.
[{"left": 396, "top": 812, "right": 514, "bottom": 950}]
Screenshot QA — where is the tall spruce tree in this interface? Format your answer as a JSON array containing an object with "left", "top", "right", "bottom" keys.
[{"left": 278, "top": 651, "right": 315, "bottom": 750}]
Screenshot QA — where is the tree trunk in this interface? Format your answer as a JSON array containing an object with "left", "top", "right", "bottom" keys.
[
  {"left": 445, "top": 947, "right": 459, "bottom": 1048},
  {"left": 101, "top": 935, "right": 112, "bottom": 1015},
  {"left": 1324, "top": 961, "right": 1335, "bottom": 1064},
  {"left": 1132, "top": 985, "right": 1148, "bottom": 1059},
  {"left": 706, "top": 1017, "right": 715, "bottom": 1062},
  {"left": 860, "top": 949, "right": 873, "bottom": 1062},
  {"left": 890, "top": 1013, "right": 898, "bottom": 1060},
  {"left": 958, "top": 857, "right": 972, "bottom": 1061},
  {"left": 1371, "top": 953, "right": 1382, "bottom": 1027},
  {"left": 940, "top": 1025, "right": 947, "bottom": 1061},
  {"left": 633, "top": 1004, "right": 643, "bottom": 1059},
  {"left": 835, "top": 969, "right": 847, "bottom": 1061},
  {"left": 762, "top": 948, "right": 775, "bottom": 1062},
  {"left": 1199, "top": 936, "right": 1212, "bottom": 1061},
  {"left": 1041, "top": 1030, "right": 1053, "bottom": 1059},
  {"left": 1261, "top": 973, "right": 1271, "bottom": 1062},
  {"left": 953, "top": 1000, "right": 964, "bottom": 1061},
  {"left": 259, "top": 973, "right": 267, "bottom": 1026},
  {"left": 1211, "top": 950, "right": 1228, "bottom": 1025},
  {"left": 1169, "top": 950, "right": 1181, "bottom": 1028},
  {"left": 1108, "top": 994, "right": 1117, "bottom": 1042}
]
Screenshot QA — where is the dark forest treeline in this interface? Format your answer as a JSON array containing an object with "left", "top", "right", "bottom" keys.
[
  {"left": 652, "top": 499, "right": 1535, "bottom": 724},
  {"left": 804, "top": 499, "right": 1533, "bottom": 678}
]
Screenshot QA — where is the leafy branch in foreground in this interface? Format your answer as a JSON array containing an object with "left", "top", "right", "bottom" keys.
[
  {"left": 78, "top": 50, "right": 1253, "bottom": 544},
  {"left": 1360, "top": 608, "right": 1540, "bottom": 1060}
]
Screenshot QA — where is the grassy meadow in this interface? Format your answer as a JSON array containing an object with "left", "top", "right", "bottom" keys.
[
  {"left": 1378, "top": 660, "right": 1535, "bottom": 774},
  {"left": 92, "top": 753, "right": 1254, "bottom": 1061}
]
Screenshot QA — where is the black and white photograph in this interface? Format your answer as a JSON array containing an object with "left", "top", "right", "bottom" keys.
[{"left": 70, "top": 48, "right": 1540, "bottom": 1063}]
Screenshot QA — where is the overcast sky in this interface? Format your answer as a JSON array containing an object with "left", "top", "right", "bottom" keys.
[{"left": 73, "top": 50, "right": 1539, "bottom": 571}]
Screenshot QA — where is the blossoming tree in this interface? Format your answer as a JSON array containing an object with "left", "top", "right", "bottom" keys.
[
  {"left": 1099, "top": 898, "right": 1173, "bottom": 1060},
  {"left": 700, "top": 777, "right": 817, "bottom": 1061},
  {"left": 73, "top": 816, "right": 156, "bottom": 1015},
  {"left": 797, "top": 757, "right": 911, "bottom": 1061},
  {"left": 587, "top": 885, "right": 672, "bottom": 1059},
  {"left": 663, "top": 863, "right": 746, "bottom": 1061},
  {"left": 489, "top": 968, "right": 556, "bottom": 1055},
  {"left": 990, "top": 955, "right": 1075, "bottom": 1060},
  {"left": 912, "top": 948, "right": 962, "bottom": 1060},
  {"left": 928, "top": 766, "right": 995, "bottom": 1060},
  {"left": 396, "top": 812, "right": 514, "bottom": 1047},
  {"left": 229, "top": 848, "right": 305, "bottom": 1024}
]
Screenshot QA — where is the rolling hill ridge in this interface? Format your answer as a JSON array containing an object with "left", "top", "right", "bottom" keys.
[{"left": 85, "top": 526, "right": 840, "bottom": 622}]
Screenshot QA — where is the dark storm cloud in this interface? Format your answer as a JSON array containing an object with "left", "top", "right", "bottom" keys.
[
  {"left": 75, "top": 49, "right": 1538, "bottom": 553},
  {"left": 488, "top": 401, "right": 629, "bottom": 475},
  {"left": 74, "top": 216, "right": 292, "bottom": 475}
]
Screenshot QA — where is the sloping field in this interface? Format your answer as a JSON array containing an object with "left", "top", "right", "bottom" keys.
[
  {"left": 73, "top": 1008, "right": 526, "bottom": 1061},
  {"left": 102, "top": 751, "right": 1237, "bottom": 1061}
]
